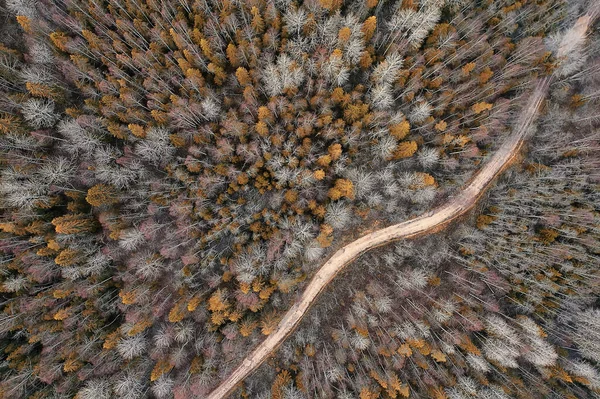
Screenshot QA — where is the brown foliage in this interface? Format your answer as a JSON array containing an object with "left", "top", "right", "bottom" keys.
[
  {"left": 328, "top": 178, "right": 355, "bottom": 200},
  {"left": 52, "top": 214, "right": 95, "bottom": 234},
  {"left": 362, "top": 16, "right": 377, "bottom": 40},
  {"left": 86, "top": 184, "right": 119, "bottom": 207},
  {"left": 393, "top": 141, "right": 418, "bottom": 159},
  {"left": 472, "top": 102, "right": 493, "bottom": 114}
]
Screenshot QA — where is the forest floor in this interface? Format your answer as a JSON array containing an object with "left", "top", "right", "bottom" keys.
[{"left": 207, "top": 14, "right": 593, "bottom": 399}]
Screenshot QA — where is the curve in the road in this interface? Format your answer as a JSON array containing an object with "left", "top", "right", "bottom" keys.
[{"left": 207, "top": 13, "right": 594, "bottom": 399}]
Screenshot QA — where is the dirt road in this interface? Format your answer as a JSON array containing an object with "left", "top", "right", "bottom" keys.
[{"left": 206, "top": 13, "right": 593, "bottom": 399}]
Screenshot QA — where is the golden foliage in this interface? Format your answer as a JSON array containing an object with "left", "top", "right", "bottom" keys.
[
  {"left": 538, "top": 228, "right": 559, "bottom": 244},
  {"left": 434, "top": 120, "right": 447, "bottom": 132},
  {"left": 331, "top": 87, "right": 348, "bottom": 104},
  {"left": 102, "top": 330, "right": 121, "bottom": 350},
  {"left": 221, "top": 270, "right": 233, "bottom": 283},
  {"left": 0, "top": 114, "right": 22, "bottom": 134},
  {"left": 252, "top": 278, "right": 264, "bottom": 292},
  {"left": 459, "top": 335, "right": 481, "bottom": 355},
  {"left": 407, "top": 338, "right": 425, "bottom": 349},
  {"left": 328, "top": 178, "right": 355, "bottom": 200},
  {"left": 398, "top": 383, "right": 410, "bottom": 397},
  {"left": 428, "top": 386, "right": 449, "bottom": 399},
  {"left": 211, "top": 311, "right": 227, "bottom": 326},
  {"left": 284, "top": 189, "right": 298, "bottom": 204},
  {"left": 170, "top": 133, "right": 186, "bottom": 147},
  {"left": 305, "top": 343, "right": 316, "bottom": 357},
  {"left": 63, "top": 356, "right": 82, "bottom": 373},
  {"left": 362, "top": 16, "right": 377, "bottom": 40},
  {"left": 107, "top": 121, "right": 128, "bottom": 139},
  {"left": 462, "top": 62, "right": 476, "bottom": 76},
  {"left": 428, "top": 76, "right": 443, "bottom": 89},
  {"left": 317, "top": 154, "right": 332, "bottom": 167},
  {"left": 239, "top": 318, "right": 258, "bottom": 337},
  {"left": 552, "top": 366, "right": 573, "bottom": 383},
  {"left": 570, "top": 94, "right": 586, "bottom": 108},
  {"left": 261, "top": 311, "right": 280, "bottom": 335},
  {"left": 259, "top": 285, "right": 276, "bottom": 300},
  {"left": 431, "top": 349, "right": 447, "bottom": 363},
  {"left": 228, "top": 310, "right": 243, "bottom": 322},
  {"left": 400, "top": 0, "right": 416, "bottom": 10},
  {"left": 397, "top": 343, "right": 413, "bottom": 357},
  {"left": 311, "top": 203, "right": 327, "bottom": 219},
  {"left": 258, "top": 106, "right": 273, "bottom": 122},
  {"left": 128, "top": 123, "right": 146, "bottom": 138},
  {"left": 393, "top": 141, "right": 418, "bottom": 159},
  {"left": 52, "top": 214, "right": 94, "bottom": 235},
  {"left": 256, "top": 121, "right": 269, "bottom": 136},
  {"left": 479, "top": 67, "right": 494, "bottom": 85},
  {"left": 338, "top": 26, "right": 352, "bottom": 43},
  {"left": 25, "top": 220, "right": 47, "bottom": 235},
  {"left": 317, "top": 224, "right": 334, "bottom": 247},
  {"left": 0, "top": 223, "right": 19, "bottom": 235},
  {"left": 472, "top": 102, "right": 493, "bottom": 114},
  {"left": 370, "top": 370, "right": 388, "bottom": 389},
  {"left": 355, "top": 325, "right": 369, "bottom": 337},
  {"left": 186, "top": 356, "right": 203, "bottom": 376},
  {"left": 387, "top": 374, "right": 405, "bottom": 399},
  {"left": 208, "top": 289, "right": 229, "bottom": 312},
  {"left": 208, "top": 63, "right": 227, "bottom": 85},
  {"left": 16, "top": 15, "right": 32, "bottom": 33},
  {"left": 119, "top": 290, "right": 137, "bottom": 305},
  {"left": 86, "top": 184, "right": 119, "bottom": 207},
  {"left": 236, "top": 67, "right": 251, "bottom": 86},
  {"left": 54, "top": 248, "right": 79, "bottom": 266},
  {"left": 237, "top": 173, "right": 249, "bottom": 185},
  {"left": 168, "top": 300, "right": 187, "bottom": 323},
  {"left": 389, "top": 120, "right": 410, "bottom": 140},
  {"left": 272, "top": 370, "right": 292, "bottom": 399},
  {"left": 344, "top": 102, "right": 369, "bottom": 123},
  {"left": 328, "top": 143, "right": 342, "bottom": 160},
  {"left": 418, "top": 341, "right": 431, "bottom": 356},
  {"left": 151, "top": 109, "right": 169, "bottom": 124},
  {"left": 128, "top": 318, "right": 153, "bottom": 336},
  {"left": 319, "top": 0, "right": 343, "bottom": 11},
  {"left": 226, "top": 43, "right": 240, "bottom": 67},
  {"left": 360, "top": 51, "right": 374, "bottom": 69},
  {"left": 187, "top": 295, "right": 202, "bottom": 312},
  {"left": 251, "top": 7, "right": 264, "bottom": 32},
  {"left": 151, "top": 359, "right": 174, "bottom": 382},
  {"left": 52, "top": 289, "right": 70, "bottom": 299},
  {"left": 37, "top": 246, "right": 56, "bottom": 257},
  {"left": 53, "top": 308, "right": 70, "bottom": 321},
  {"left": 26, "top": 82, "right": 59, "bottom": 99},
  {"left": 359, "top": 387, "right": 380, "bottom": 399},
  {"left": 415, "top": 172, "right": 436, "bottom": 187}
]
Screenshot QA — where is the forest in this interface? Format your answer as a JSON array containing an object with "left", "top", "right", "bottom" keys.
[{"left": 0, "top": 0, "right": 598, "bottom": 398}]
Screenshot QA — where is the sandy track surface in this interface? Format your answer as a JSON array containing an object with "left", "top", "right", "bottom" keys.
[{"left": 207, "top": 13, "right": 594, "bottom": 399}]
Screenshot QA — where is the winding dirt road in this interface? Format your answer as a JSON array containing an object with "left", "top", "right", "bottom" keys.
[{"left": 207, "top": 14, "right": 594, "bottom": 399}]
